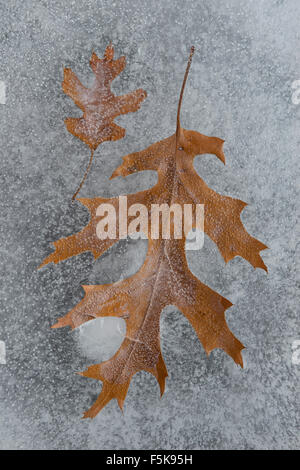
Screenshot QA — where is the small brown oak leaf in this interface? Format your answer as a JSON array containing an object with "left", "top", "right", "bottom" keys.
[{"left": 63, "top": 43, "right": 147, "bottom": 199}]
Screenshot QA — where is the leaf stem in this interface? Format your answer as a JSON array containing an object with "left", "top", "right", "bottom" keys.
[
  {"left": 176, "top": 46, "right": 195, "bottom": 140},
  {"left": 72, "top": 149, "right": 94, "bottom": 200}
]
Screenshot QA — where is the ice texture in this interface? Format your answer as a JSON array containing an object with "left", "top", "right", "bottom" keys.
[{"left": 0, "top": 0, "right": 299, "bottom": 450}]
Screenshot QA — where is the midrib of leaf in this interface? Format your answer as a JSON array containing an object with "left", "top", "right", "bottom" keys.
[{"left": 93, "top": 47, "right": 196, "bottom": 400}]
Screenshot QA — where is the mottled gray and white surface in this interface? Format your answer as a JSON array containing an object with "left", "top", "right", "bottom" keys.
[{"left": 0, "top": 0, "right": 299, "bottom": 450}]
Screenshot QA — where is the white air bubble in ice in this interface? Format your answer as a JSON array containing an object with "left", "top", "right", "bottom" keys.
[
  {"left": 76, "top": 317, "right": 126, "bottom": 362},
  {"left": 0, "top": 82, "right": 6, "bottom": 104},
  {"left": 0, "top": 341, "right": 6, "bottom": 364}
]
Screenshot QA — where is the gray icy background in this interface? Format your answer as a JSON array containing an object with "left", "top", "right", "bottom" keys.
[{"left": 0, "top": 0, "right": 299, "bottom": 450}]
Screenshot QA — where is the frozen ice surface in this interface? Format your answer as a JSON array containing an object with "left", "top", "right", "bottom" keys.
[{"left": 0, "top": 0, "right": 299, "bottom": 450}]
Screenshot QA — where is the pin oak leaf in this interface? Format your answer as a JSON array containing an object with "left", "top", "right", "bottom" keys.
[
  {"left": 41, "top": 47, "right": 267, "bottom": 418},
  {"left": 63, "top": 44, "right": 147, "bottom": 199}
]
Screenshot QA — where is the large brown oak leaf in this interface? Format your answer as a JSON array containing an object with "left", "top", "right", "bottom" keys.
[{"left": 41, "top": 47, "right": 267, "bottom": 418}]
